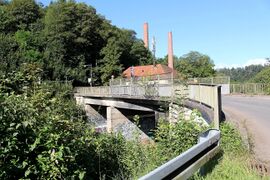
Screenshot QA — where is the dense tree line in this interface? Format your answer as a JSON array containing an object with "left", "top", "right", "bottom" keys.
[
  {"left": 0, "top": 0, "right": 153, "bottom": 85},
  {"left": 217, "top": 64, "right": 268, "bottom": 83}
]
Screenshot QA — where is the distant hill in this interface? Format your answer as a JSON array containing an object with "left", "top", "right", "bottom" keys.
[{"left": 216, "top": 64, "right": 268, "bottom": 83}]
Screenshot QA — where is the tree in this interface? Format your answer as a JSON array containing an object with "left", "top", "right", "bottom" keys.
[
  {"left": 44, "top": 1, "right": 104, "bottom": 80},
  {"left": 96, "top": 24, "right": 153, "bottom": 84},
  {"left": 176, "top": 51, "right": 215, "bottom": 78},
  {"left": 217, "top": 64, "right": 266, "bottom": 83},
  {"left": 249, "top": 66, "right": 270, "bottom": 83},
  {"left": 156, "top": 55, "right": 179, "bottom": 66},
  {"left": 0, "top": 34, "right": 19, "bottom": 75},
  {"left": 0, "top": 0, "right": 153, "bottom": 84},
  {"left": 129, "top": 40, "right": 153, "bottom": 66},
  {"left": 0, "top": 0, "right": 41, "bottom": 33},
  {"left": 99, "top": 38, "right": 123, "bottom": 84}
]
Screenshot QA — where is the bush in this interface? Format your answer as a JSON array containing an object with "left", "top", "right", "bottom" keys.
[
  {"left": 0, "top": 68, "right": 209, "bottom": 179},
  {"left": 0, "top": 70, "right": 130, "bottom": 179},
  {"left": 155, "top": 119, "right": 205, "bottom": 159}
]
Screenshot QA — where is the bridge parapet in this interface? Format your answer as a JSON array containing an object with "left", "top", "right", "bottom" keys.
[
  {"left": 74, "top": 83, "right": 221, "bottom": 129},
  {"left": 74, "top": 82, "right": 222, "bottom": 178}
]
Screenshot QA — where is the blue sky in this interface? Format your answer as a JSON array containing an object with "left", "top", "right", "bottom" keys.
[{"left": 41, "top": 0, "right": 270, "bottom": 68}]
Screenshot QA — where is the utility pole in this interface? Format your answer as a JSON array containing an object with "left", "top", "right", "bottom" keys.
[{"left": 152, "top": 36, "right": 156, "bottom": 66}]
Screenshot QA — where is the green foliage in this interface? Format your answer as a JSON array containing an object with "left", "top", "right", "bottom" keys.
[
  {"left": 157, "top": 51, "right": 216, "bottom": 78},
  {"left": 0, "top": 33, "right": 19, "bottom": 75},
  {"left": 217, "top": 64, "right": 266, "bottom": 83},
  {"left": 176, "top": 51, "right": 215, "bottom": 78},
  {"left": 0, "top": 0, "right": 153, "bottom": 84},
  {"left": 249, "top": 66, "right": 270, "bottom": 84},
  {"left": 116, "top": 118, "right": 206, "bottom": 179},
  {"left": 0, "top": 69, "right": 206, "bottom": 179},
  {"left": 0, "top": 0, "right": 41, "bottom": 33},
  {"left": 99, "top": 38, "right": 123, "bottom": 84},
  {"left": 219, "top": 122, "right": 246, "bottom": 154},
  {"left": 0, "top": 69, "right": 130, "bottom": 179},
  {"left": 155, "top": 118, "right": 206, "bottom": 159}
]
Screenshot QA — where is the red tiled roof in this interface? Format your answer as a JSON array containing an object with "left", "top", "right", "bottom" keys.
[{"left": 123, "top": 64, "right": 178, "bottom": 78}]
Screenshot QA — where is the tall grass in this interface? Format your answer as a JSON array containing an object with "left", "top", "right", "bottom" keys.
[{"left": 193, "top": 122, "right": 270, "bottom": 180}]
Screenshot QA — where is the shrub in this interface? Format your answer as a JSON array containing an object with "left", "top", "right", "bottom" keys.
[
  {"left": 0, "top": 67, "right": 209, "bottom": 179},
  {"left": 0, "top": 69, "right": 130, "bottom": 179}
]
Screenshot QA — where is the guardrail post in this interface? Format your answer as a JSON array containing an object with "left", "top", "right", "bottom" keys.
[{"left": 213, "top": 86, "right": 221, "bottom": 129}]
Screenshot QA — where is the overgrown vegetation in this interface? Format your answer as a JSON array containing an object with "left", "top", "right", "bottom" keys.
[
  {"left": 2, "top": 67, "right": 268, "bottom": 179},
  {"left": 193, "top": 122, "right": 270, "bottom": 180},
  {"left": 0, "top": 67, "right": 207, "bottom": 179},
  {"left": 249, "top": 66, "right": 270, "bottom": 84},
  {"left": 0, "top": 68, "right": 128, "bottom": 179}
]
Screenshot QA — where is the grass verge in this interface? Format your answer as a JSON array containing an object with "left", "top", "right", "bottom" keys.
[{"left": 193, "top": 122, "right": 270, "bottom": 180}]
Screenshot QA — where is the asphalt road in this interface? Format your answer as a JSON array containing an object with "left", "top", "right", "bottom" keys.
[{"left": 222, "top": 95, "right": 270, "bottom": 167}]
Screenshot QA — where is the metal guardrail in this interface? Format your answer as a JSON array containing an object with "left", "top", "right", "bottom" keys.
[{"left": 139, "top": 129, "right": 221, "bottom": 180}]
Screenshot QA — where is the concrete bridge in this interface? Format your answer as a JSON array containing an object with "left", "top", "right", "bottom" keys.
[{"left": 74, "top": 81, "right": 222, "bottom": 141}]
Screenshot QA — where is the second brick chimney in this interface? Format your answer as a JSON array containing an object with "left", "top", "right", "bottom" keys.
[{"left": 168, "top": 31, "right": 174, "bottom": 69}]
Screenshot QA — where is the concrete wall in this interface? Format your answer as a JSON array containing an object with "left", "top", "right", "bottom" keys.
[
  {"left": 85, "top": 105, "right": 107, "bottom": 131},
  {"left": 220, "top": 84, "right": 230, "bottom": 95},
  {"left": 107, "top": 107, "right": 152, "bottom": 142}
]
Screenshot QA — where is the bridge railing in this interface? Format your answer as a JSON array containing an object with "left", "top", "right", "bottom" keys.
[
  {"left": 74, "top": 84, "right": 221, "bottom": 178},
  {"left": 230, "top": 83, "right": 270, "bottom": 95},
  {"left": 74, "top": 86, "right": 110, "bottom": 95},
  {"left": 74, "top": 83, "right": 221, "bottom": 128},
  {"left": 188, "top": 76, "right": 230, "bottom": 84}
]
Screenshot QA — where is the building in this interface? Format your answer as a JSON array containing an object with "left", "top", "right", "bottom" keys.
[{"left": 122, "top": 64, "right": 178, "bottom": 79}]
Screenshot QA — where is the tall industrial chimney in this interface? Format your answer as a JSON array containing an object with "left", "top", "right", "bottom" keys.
[
  {"left": 168, "top": 31, "right": 174, "bottom": 69},
  {"left": 143, "top": 23, "right": 149, "bottom": 49}
]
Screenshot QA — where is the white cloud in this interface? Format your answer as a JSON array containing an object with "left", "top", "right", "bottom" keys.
[
  {"left": 215, "top": 63, "right": 242, "bottom": 69},
  {"left": 243, "top": 58, "right": 268, "bottom": 67},
  {"left": 215, "top": 58, "right": 268, "bottom": 69}
]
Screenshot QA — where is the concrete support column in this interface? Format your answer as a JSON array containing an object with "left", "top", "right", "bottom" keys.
[{"left": 106, "top": 106, "right": 129, "bottom": 133}]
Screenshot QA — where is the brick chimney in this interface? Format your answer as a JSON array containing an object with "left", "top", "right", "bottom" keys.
[
  {"left": 143, "top": 23, "right": 149, "bottom": 49},
  {"left": 168, "top": 31, "right": 174, "bottom": 69}
]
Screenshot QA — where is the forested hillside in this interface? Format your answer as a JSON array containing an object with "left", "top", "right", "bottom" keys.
[
  {"left": 0, "top": 0, "right": 153, "bottom": 85},
  {"left": 217, "top": 64, "right": 268, "bottom": 83}
]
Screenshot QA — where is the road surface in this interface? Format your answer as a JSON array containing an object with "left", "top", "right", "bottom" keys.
[{"left": 222, "top": 95, "right": 270, "bottom": 167}]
